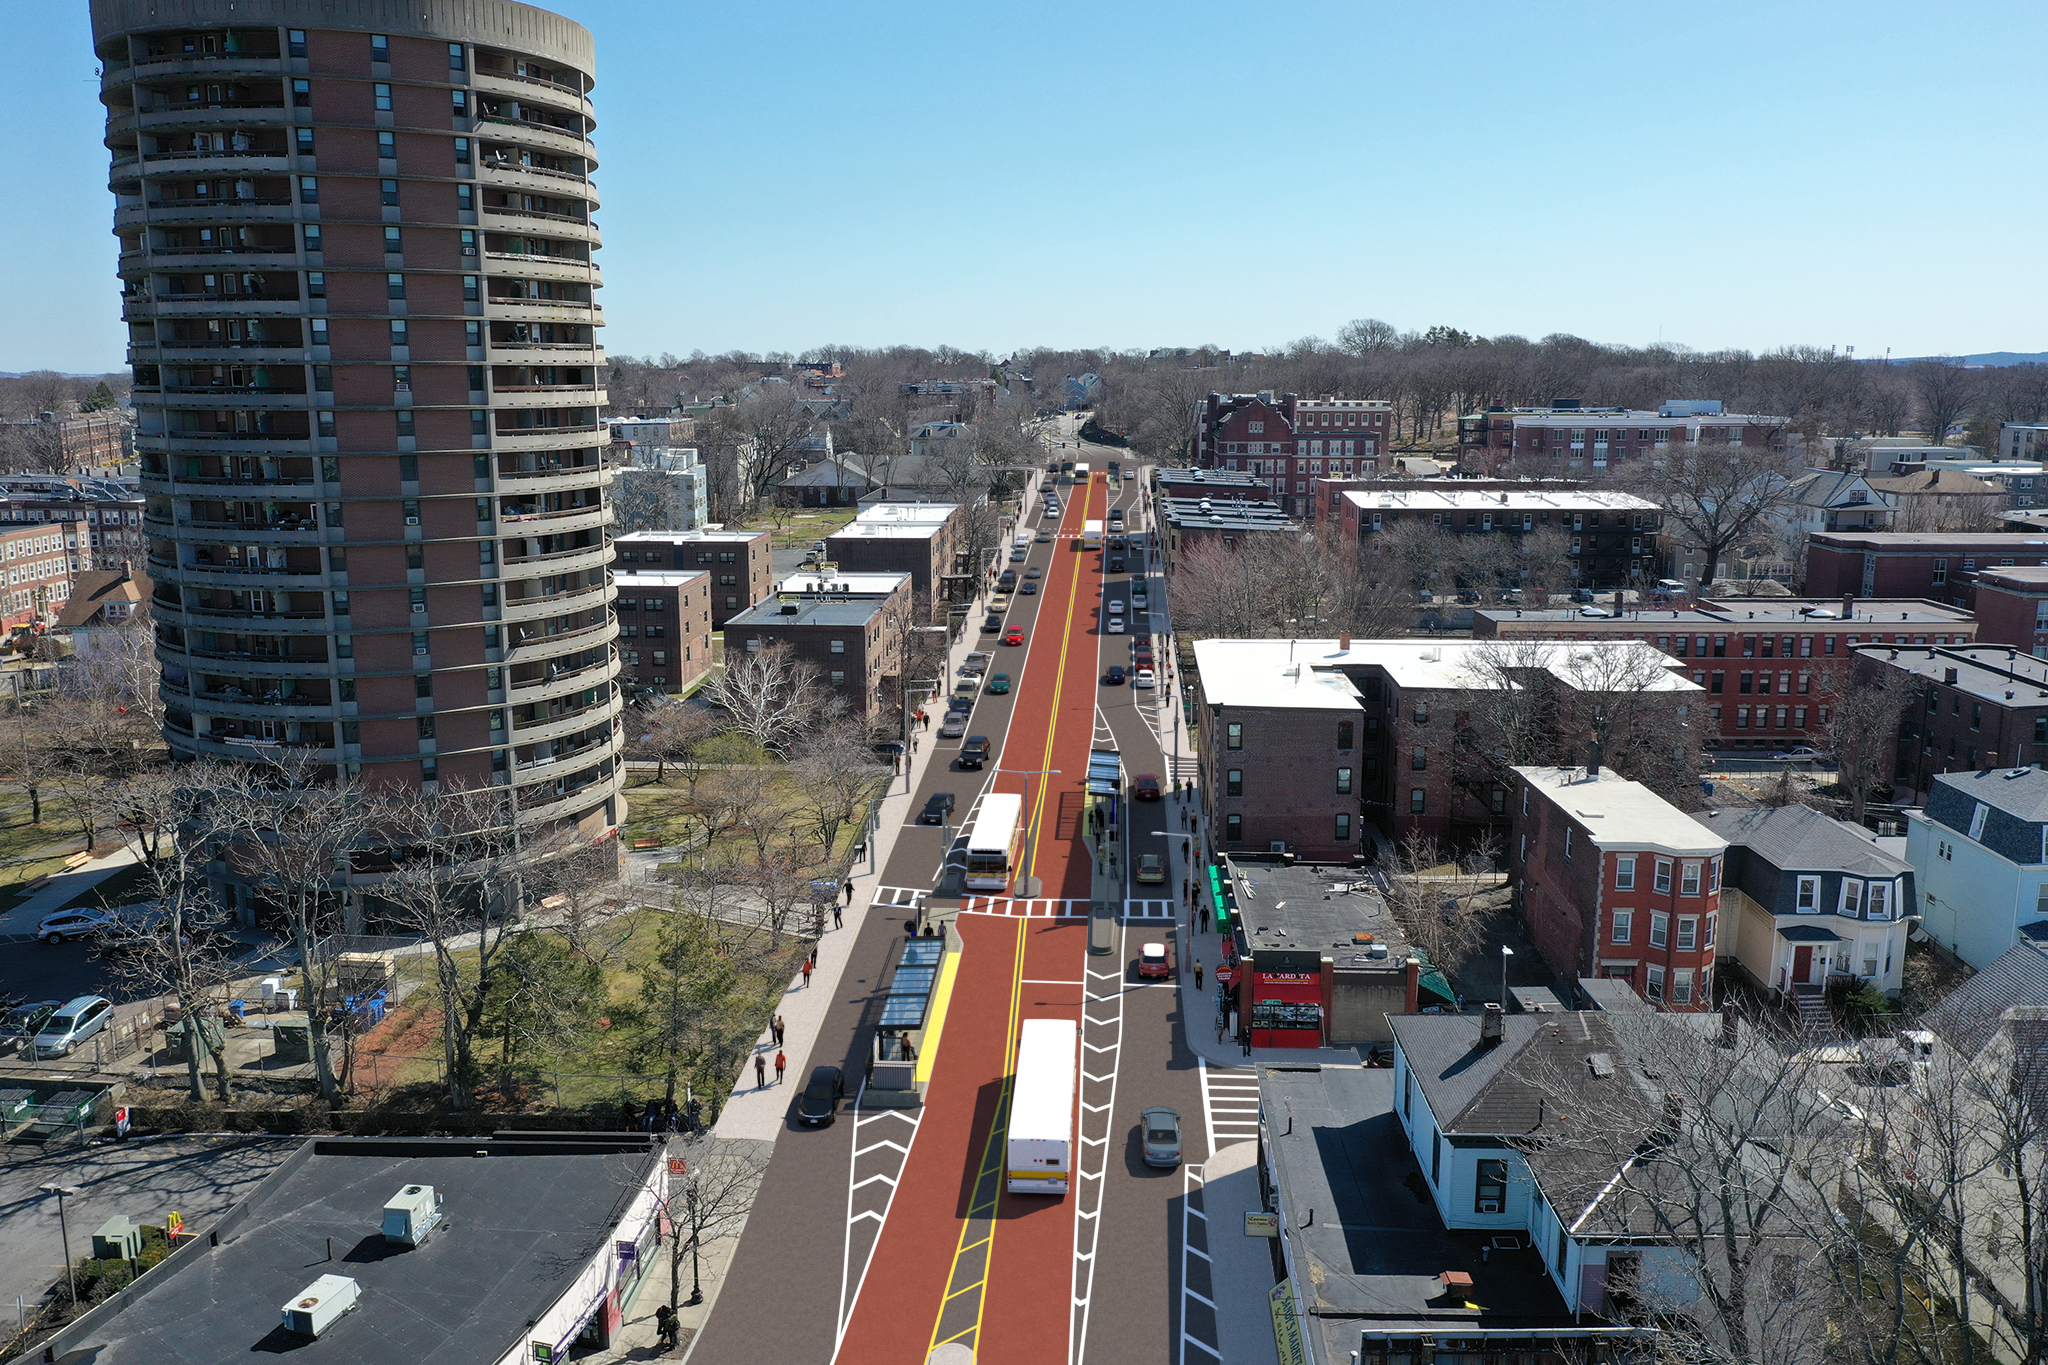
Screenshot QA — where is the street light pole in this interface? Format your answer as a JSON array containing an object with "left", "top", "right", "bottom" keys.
[{"left": 40, "top": 1184, "right": 81, "bottom": 1306}]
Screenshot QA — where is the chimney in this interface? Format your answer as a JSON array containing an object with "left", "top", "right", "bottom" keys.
[
  {"left": 1478, "top": 1001, "right": 1505, "bottom": 1047},
  {"left": 1944, "top": 667, "right": 1959, "bottom": 684},
  {"left": 119, "top": 559, "right": 132, "bottom": 582},
  {"left": 1586, "top": 740, "right": 1602, "bottom": 779},
  {"left": 1720, "top": 1002, "right": 1740, "bottom": 1049},
  {"left": 1340, "top": 631, "right": 1351, "bottom": 651},
  {"left": 1842, "top": 593, "right": 1854, "bottom": 620}
]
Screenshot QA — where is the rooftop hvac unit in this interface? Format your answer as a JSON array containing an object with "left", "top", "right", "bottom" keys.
[
  {"left": 1268, "top": 841, "right": 1287, "bottom": 855},
  {"left": 382, "top": 1184, "right": 445, "bottom": 1246},
  {"left": 281, "top": 1274, "right": 359, "bottom": 1338}
]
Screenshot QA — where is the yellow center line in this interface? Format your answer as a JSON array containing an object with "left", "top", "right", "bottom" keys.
[
  {"left": 1024, "top": 473, "right": 1098, "bottom": 876},
  {"left": 927, "top": 915, "right": 1028, "bottom": 1357}
]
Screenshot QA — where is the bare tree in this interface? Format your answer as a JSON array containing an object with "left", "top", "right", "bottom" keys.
[
  {"left": 1378, "top": 829, "right": 1499, "bottom": 978},
  {"left": 1910, "top": 359, "right": 1981, "bottom": 445},
  {"left": 694, "top": 388, "right": 820, "bottom": 519},
  {"left": 704, "top": 643, "right": 828, "bottom": 754},
  {"left": 626, "top": 702, "right": 719, "bottom": 785},
  {"left": 791, "top": 723, "right": 886, "bottom": 856},
  {"left": 662, "top": 1137, "right": 769, "bottom": 1309},
  {"left": 1821, "top": 658, "right": 1918, "bottom": 826},
  {"left": 1615, "top": 441, "right": 1806, "bottom": 589}
]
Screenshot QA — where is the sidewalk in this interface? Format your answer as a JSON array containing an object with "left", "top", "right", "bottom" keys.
[{"left": 0, "top": 843, "right": 141, "bottom": 939}]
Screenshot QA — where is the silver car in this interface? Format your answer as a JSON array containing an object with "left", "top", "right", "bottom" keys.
[{"left": 1140, "top": 1106, "right": 1182, "bottom": 1168}]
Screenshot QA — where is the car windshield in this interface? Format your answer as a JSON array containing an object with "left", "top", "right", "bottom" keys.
[{"left": 44, "top": 1016, "right": 73, "bottom": 1032}]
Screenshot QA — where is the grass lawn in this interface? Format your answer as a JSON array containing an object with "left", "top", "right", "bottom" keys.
[
  {"left": 739, "top": 505, "right": 862, "bottom": 548},
  {"left": 621, "top": 773, "right": 879, "bottom": 875}
]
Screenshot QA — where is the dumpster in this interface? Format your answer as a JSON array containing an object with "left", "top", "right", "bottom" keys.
[{"left": 271, "top": 1023, "right": 311, "bottom": 1064}]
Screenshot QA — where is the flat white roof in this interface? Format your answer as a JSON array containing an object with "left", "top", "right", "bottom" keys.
[
  {"left": 1192, "top": 638, "right": 1697, "bottom": 696},
  {"left": 829, "top": 522, "right": 943, "bottom": 541},
  {"left": 1190, "top": 641, "right": 1364, "bottom": 711},
  {"left": 1515, "top": 765, "right": 1727, "bottom": 854},
  {"left": 615, "top": 529, "right": 759, "bottom": 543},
  {"left": 613, "top": 570, "right": 707, "bottom": 587},
  {"left": 852, "top": 502, "right": 958, "bottom": 525},
  {"left": 1343, "top": 488, "right": 1659, "bottom": 512},
  {"left": 777, "top": 571, "right": 909, "bottom": 595}
]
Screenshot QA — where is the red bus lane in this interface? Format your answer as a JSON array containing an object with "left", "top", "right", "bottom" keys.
[{"left": 834, "top": 475, "right": 1102, "bottom": 1364}]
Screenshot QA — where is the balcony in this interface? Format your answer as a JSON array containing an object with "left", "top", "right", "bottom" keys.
[
  {"left": 503, "top": 616, "right": 616, "bottom": 662},
  {"left": 471, "top": 65, "right": 592, "bottom": 106},
  {"left": 513, "top": 768, "right": 617, "bottom": 825},
  {"left": 513, "top": 695, "right": 622, "bottom": 748},
  {"left": 136, "top": 104, "right": 289, "bottom": 130},
  {"left": 472, "top": 117, "right": 590, "bottom": 161},
  {"left": 510, "top": 649, "right": 615, "bottom": 695}
]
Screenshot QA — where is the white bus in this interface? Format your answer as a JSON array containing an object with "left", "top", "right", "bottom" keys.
[
  {"left": 964, "top": 792, "right": 1025, "bottom": 893},
  {"left": 1069, "top": 461, "right": 1091, "bottom": 486},
  {"left": 1006, "top": 1017, "right": 1077, "bottom": 1195},
  {"left": 1080, "top": 520, "right": 1104, "bottom": 551}
]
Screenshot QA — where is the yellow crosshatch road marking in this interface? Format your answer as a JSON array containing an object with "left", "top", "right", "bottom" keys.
[{"left": 927, "top": 915, "right": 1026, "bottom": 1356}]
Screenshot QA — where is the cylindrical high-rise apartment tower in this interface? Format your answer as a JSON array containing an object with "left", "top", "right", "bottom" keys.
[{"left": 91, "top": 0, "right": 621, "bottom": 914}]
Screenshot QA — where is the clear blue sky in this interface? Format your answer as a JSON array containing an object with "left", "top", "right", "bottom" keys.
[{"left": 8, "top": 0, "right": 2042, "bottom": 373}]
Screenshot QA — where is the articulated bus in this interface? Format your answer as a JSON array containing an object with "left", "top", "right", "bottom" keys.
[
  {"left": 1080, "top": 520, "right": 1104, "bottom": 551},
  {"left": 1006, "top": 1017, "right": 1077, "bottom": 1194},
  {"left": 964, "top": 792, "right": 1025, "bottom": 893}
]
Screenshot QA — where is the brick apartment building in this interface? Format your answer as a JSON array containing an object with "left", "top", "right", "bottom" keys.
[
  {"left": 1804, "top": 531, "right": 2048, "bottom": 609},
  {"left": 1456, "top": 400, "right": 1793, "bottom": 475},
  {"left": 0, "top": 412, "right": 134, "bottom": 470},
  {"left": 1155, "top": 497, "right": 1298, "bottom": 574},
  {"left": 721, "top": 573, "right": 912, "bottom": 719},
  {"left": 1, "top": 491, "right": 146, "bottom": 562},
  {"left": 1337, "top": 487, "right": 1664, "bottom": 587},
  {"left": 1973, "top": 566, "right": 2048, "bottom": 652},
  {"left": 0, "top": 521, "right": 91, "bottom": 632},
  {"left": 612, "top": 569, "right": 711, "bottom": 697},
  {"left": 1190, "top": 638, "right": 1699, "bottom": 854},
  {"left": 1191, "top": 392, "right": 1393, "bottom": 518},
  {"left": 613, "top": 529, "right": 773, "bottom": 626},
  {"left": 825, "top": 502, "right": 963, "bottom": 605},
  {"left": 1310, "top": 475, "right": 1588, "bottom": 525},
  {"left": 1473, "top": 596, "right": 1978, "bottom": 748},
  {"left": 1512, "top": 763, "right": 1726, "bottom": 1012},
  {"left": 1854, "top": 643, "right": 2048, "bottom": 803}
]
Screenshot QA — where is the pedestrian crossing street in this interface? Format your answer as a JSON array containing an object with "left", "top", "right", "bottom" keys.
[
  {"left": 864, "top": 886, "right": 1175, "bottom": 920},
  {"left": 1199, "top": 1061, "right": 1261, "bottom": 1157}
]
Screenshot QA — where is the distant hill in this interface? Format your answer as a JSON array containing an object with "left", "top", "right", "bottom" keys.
[{"left": 1883, "top": 352, "right": 2048, "bottom": 367}]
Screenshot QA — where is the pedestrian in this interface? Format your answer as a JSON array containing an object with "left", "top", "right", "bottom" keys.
[
  {"left": 754, "top": 1053, "right": 767, "bottom": 1088},
  {"left": 905, "top": 917, "right": 917, "bottom": 938},
  {"left": 774, "top": 1050, "right": 787, "bottom": 1083},
  {"left": 810, "top": 944, "right": 819, "bottom": 967},
  {"left": 772, "top": 1014, "right": 785, "bottom": 1046},
  {"left": 619, "top": 1098, "right": 639, "bottom": 1132},
  {"left": 655, "top": 1304, "right": 678, "bottom": 1354},
  {"left": 845, "top": 879, "right": 856, "bottom": 905},
  {"left": 666, "top": 1098, "right": 682, "bottom": 1132},
  {"left": 1216, "top": 1017, "right": 1225, "bottom": 1046},
  {"left": 1181, "top": 877, "right": 1189, "bottom": 901},
  {"left": 1241, "top": 1030, "right": 1252, "bottom": 1057},
  {"left": 1196, "top": 960, "right": 1204, "bottom": 990},
  {"left": 832, "top": 902, "right": 844, "bottom": 930},
  {"left": 801, "top": 959, "right": 814, "bottom": 988}
]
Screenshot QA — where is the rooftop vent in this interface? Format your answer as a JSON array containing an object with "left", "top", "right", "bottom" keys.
[
  {"left": 1945, "top": 668, "right": 1959, "bottom": 684},
  {"left": 281, "top": 1274, "right": 360, "bottom": 1339},
  {"left": 382, "top": 1184, "right": 445, "bottom": 1247}
]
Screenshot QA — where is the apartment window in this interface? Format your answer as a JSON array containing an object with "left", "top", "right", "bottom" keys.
[
  {"left": 1337, "top": 720, "right": 1354, "bottom": 750},
  {"left": 1226, "top": 722, "right": 1242, "bottom": 750},
  {"left": 375, "top": 83, "right": 393, "bottom": 112},
  {"left": 1708, "top": 859, "right": 1720, "bottom": 892},
  {"left": 1672, "top": 969, "right": 1694, "bottom": 1004},
  {"left": 303, "top": 223, "right": 323, "bottom": 253},
  {"left": 297, "top": 175, "right": 318, "bottom": 204},
  {"left": 1739, "top": 671, "right": 1754, "bottom": 694},
  {"left": 1704, "top": 914, "right": 1716, "bottom": 947},
  {"left": 1677, "top": 916, "right": 1698, "bottom": 950},
  {"left": 1612, "top": 909, "right": 1633, "bottom": 943},
  {"left": 370, "top": 32, "right": 390, "bottom": 61},
  {"left": 1681, "top": 861, "right": 1701, "bottom": 896},
  {"left": 1839, "top": 878, "right": 1864, "bottom": 917},
  {"left": 1710, "top": 672, "right": 1724, "bottom": 694},
  {"left": 1226, "top": 769, "right": 1243, "bottom": 797},
  {"left": 448, "top": 41, "right": 467, "bottom": 71},
  {"left": 1973, "top": 702, "right": 1983, "bottom": 730},
  {"left": 1336, "top": 767, "right": 1353, "bottom": 795},
  {"left": 1646, "top": 965, "right": 1665, "bottom": 1000},
  {"left": 1650, "top": 913, "right": 1669, "bottom": 948},
  {"left": 1335, "top": 813, "right": 1352, "bottom": 841},
  {"left": 1410, "top": 788, "right": 1426, "bottom": 814},
  {"left": 829, "top": 639, "right": 846, "bottom": 654},
  {"left": 1654, "top": 858, "right": 1672, "bottom": 893},
  {"left": 295, "top": 125, "right": 315, "bottom": 154},
  {"left": 389, "top": 319, "right": 408, "bottom": 345},
  {"left": 1226, "top": 813, "right": 1243, "bottom": 841},
  {"left": 395, "top": 409, "right": 414, "bottom": 436},
  {"left": 452, "top": 89, "right": 468, "bottom": 114},
  {"left": 1736, "top": 705, "right": 1750, "bottom": 729},
  {"left": 288, "top": 29, "right": 307, "bottom": 57},
  {"left": 292, "top": 78, "right": 311, "bottom": 107},
  {"left": 1411, "top": 746, "right": 1427, "bottom": 771},
  {"left": 1616, "top": 854, "right": 1636, "bottom": 890},
  {"left": 1413, "top": 701, "right": 1429, "bottom": 724}
]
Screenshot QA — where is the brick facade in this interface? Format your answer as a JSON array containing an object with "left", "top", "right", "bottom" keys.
[
  {"left": 722, "top": 579, "right": 911, "bottom": 719},
  {"left": 1804, "top": 532, "right": 2048, "bottom": 609},
  {"left": 613, "top": 529, "right": 773, "bottom": 627},
  {"left": 1192, "top": 393, "right": 1392, "bottom": 519},
  {"left": 613, "top": 569, "right": 712, "bottom": 697},
  {"left": 1456, "top": 403, "right": 1793, "bottom": 475},
  {"left": 1511, "top": 765, "right": 1725, "bottom": 1011},
  {"left": 1338, "top": 487, "right": 1665, "bottom": 588}
]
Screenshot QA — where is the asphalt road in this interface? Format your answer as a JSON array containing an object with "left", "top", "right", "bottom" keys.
[{"left": 694, "top": 461, "right": 1208, "bottom": 1365}]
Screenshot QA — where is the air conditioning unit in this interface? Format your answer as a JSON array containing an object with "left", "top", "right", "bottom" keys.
[
  {"left": 1269, "top": 842, "right": 1287, "bottom": 854},
  {"left": 1479, "top": 1200, "right": 1501, "bottom": 1214},
  {"left": 405, "top": 516, "right": 420, "bottom": 526},
  {"left": 381, "top": 1184, "right": 444, "bottom": 1246},
  {"left": 281, "top": 1274, "right": 359, "bottom": 1338}
]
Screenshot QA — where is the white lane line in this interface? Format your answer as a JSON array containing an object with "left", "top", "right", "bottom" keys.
[
  {"left": 1023, "top": 979, "right": 1085, "bottom": 986},
  {"left": 1070, "top": 917, "right": 1127, "bottom": 1365},
  {"left": 1178, "top": 1163, "right": 1214, "bottom": 1365}
]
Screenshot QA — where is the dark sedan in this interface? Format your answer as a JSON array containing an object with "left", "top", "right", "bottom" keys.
[
  {"left": 1103, "top": 665, "right": 1126, "bottom": 686},
  {"left": 797, "top": 1065, "right": 846, "bottom": 1126},
  {"left": 920, "top": 792, "right": 956, "bottom": 825}
]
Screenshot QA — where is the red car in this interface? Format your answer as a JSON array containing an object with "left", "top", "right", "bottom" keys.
[
  {"left": 1131, "top": 773, "right": 1162, "bottom": 800},
  {"left": 1137, "top": 942, "right": 1171, "bottom": 978},
  {"left": 1003, "top": 625, "right": 1024, "bottom": 646}
]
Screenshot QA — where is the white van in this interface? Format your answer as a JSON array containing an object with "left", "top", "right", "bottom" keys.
[{"left": 33, "top": 996, "right": 114, "bottom": 1059}]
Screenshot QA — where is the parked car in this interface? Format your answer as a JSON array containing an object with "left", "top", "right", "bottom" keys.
[
  {"left": 961, "top": 652, "right": 991, "bottom": 675},
  {"left": 1769, "top": 745, "right": 1823, "bottom": 761},
  {"left": 1136, "top": 942, "right": 1170, "bottom": 977},
  {"left": 1132, "top": 587, "right": 1148, "bottom": 608},
  {"left": 939, "top": 713, "right": 967, "bottom": 739},
  {"left": 1578, "top": 606, "right": 1613, "bottom": 618},
  {"left": 1025, "top": 565, "right": 1042, "bottom": 579},
  {"left": 37, "top": 908, "right": 114, "bottom": 945},
  {"left": 990, "top": 593, "right": 1011, "bottom": 612},
  {"left": 1131, "top": 773, "right": 1162, "bottom": 800},
  {"left": 2, "top": 1000, "right": 61, "bottom": 1051},
  {"left": 1009, "top": 547, "right": 1026, "bottom": 562},
  {"left": 796, "top": 1065, "right": 846, "bottom": 1126},
  {"left": 960, "top": 735, "right": 991, "bottom": 769},
  {"left": 1103, "top": 665, "right": 1126, "bottom": 686},
  {"left": 1136, "top": 852, "right": 1166, "bottom": 884},
  {"left": 997, "top": 572, "right": 1017, "bottom": 591},
  {"left": 1571, "top": 587, "right": 1597, "bottom": 604},
  {"left": 1498, "top": 588, "right": 1523, "bottom": 604},
  {"left": 1456, "top": 589, "right": 1481, "bottom": 604},
  {"left": 987, "top": 672, "right": 1011, "bottom": 695},
  {"left": 1133, "top": 647, "right": 1155, "bottom": 669},
  {"left": 919, "top": 792, "right": 956, "bottom": 825},
  {"left": 1133, "top": 667, "right": 1155, "bottom": 688},
  {"left": 1140, "top": 1106, "right": 1183, "bottom": 1168},
  {"left": 954, "top": 679, "right": 978, "bottom": 703},
  {"left": 32, "top": 996, "right": 114, "bottom": 1059},
  {"left": 1107, "top": 618, "right": 1126, "bottom": 634},
  {"left": 1003, "top": 626, "right": 1025, "bottom": 646},
  {"left": 983, "top": 613, "right": 1003, "bottom": 633}
]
